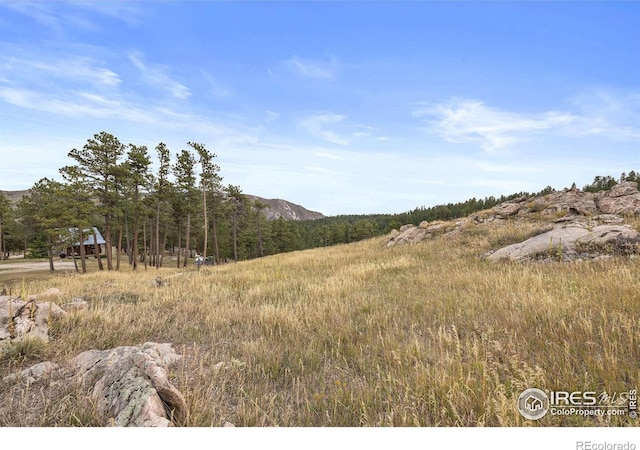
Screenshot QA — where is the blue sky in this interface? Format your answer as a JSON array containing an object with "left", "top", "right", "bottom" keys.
[{"left": 1, "top": 1, "right": 639, "bottom": 216}]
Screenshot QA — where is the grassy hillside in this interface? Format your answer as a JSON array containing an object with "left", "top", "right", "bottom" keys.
[{"left": 1, "top": 217, "right": 638, "bottom": 426}]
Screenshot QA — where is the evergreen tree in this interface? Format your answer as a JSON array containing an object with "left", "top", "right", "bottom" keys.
[
  {"left": 190, "top": 142, "right": 222, "bottom": 262},
  {"left": 61, "top": 132, "right": 126, "bottom": 270},
  {"left": 153, "top": 143, "right": 172, "bottom": 268},
  {"left": 173, "top": 149, "right": 199, "bottom": 267},
  {"left": 0, "top": 192, "right": 12, "bottom": 260},
  {"left": 225, "top": 184, "right": 248, "bottom": 262},
  {"left": 20, "top": 179, "right": 71, "bottom": 271},
  {"left": 124, "top": 144, "right": 152, "bottom": 270}
]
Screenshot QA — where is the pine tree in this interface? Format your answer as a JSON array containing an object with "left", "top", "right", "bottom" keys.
[
  {"left": 173, "top": 149, "right": 199, "bottom": 267},
  {"left": 61, "top": 132, "right": 126, "bottom": 270},
  {"left": 190, "top": 142, "right": 222, "bottom": 262},
  {"left": 124, "top": 144, "right": 152, "bottom": 270}
]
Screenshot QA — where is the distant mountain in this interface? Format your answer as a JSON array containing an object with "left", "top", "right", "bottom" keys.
[
  {"left": 0, "top": 189, "right": 29, "bottom": 205},
  {"left": 1, "top": 189, "right": 325, "bottom": 221},
  {"left": 247, "top": 195, "right": 325, "bottom": 221}
]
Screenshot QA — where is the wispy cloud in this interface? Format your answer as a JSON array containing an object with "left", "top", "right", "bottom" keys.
[
  {"left": 413, "top": 98, "right": 577, "bottom": 152},
  {"left": 70, "top": 1, "right": 145, "bottom": 26},
  {"left": 0, "top": 1, "right": 144, "bottom": 32},
  {"left": 0, "top": 1, "right": 90, "bottom": 31},
  {"left": 265, "top": 110, "right": 280, "bottom": 121},
  {"left": 128, "top": 51, "right": 191, "bottom": 100},
  {"left": 300, "top": 112, "right": 350, "bottom": 145},
  {"left": 284, "top": 55, "right": 338, "bottom": 80},
  {"left": 299, "top": 112, "right": 377, "bottom": 146},
  {"left": 202, "top": 73, "right": 233, "bottom": 99},
  {"left": 569, "top": 89, "right": 640, "bottom": 141},
  {"left": 314, "top": 151, "right": 343, "bottom": 161},
  {"left": 415, "top": 94, "right": 640, "bottom": 152},
  {"left": 1, "top": 55, "right": 120, "bottom": 87},
  {"left": 0, "top": 86, "right": 151, "bottom": 122}
]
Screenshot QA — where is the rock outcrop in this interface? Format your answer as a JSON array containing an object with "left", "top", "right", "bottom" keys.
[
  {"left": 3, "top": 361, "right": 59, "bottom": 384},
  {"left": 2, "top": 342, "right": 187, "bottom": 427},
  {"left": 73, "top": 342, "right": 187, "bottom": 427},
  {"left": 486, "top": 220, "right": 640, "bottom": 262},
  {"left": 0, "top": 292, "right": 67, "bottom": 349},
  {"left": 386, "top": 182, "right": 640, "bottom": 262},
  {"left": 489, "top": 181, "right": 640, "bottom": 219},
  {"left": 387, "top": 221, "right": 453, "bottom": 247}
]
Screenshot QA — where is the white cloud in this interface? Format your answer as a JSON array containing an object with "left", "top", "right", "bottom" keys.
[
  {"left": 71, "top": 1, "right": 144, "bottom": 26},
  {"left": 0, "top": 1, "right": 144, "bottom": 32},
  {"left": 314, "top": 151, "right": 343, "bottom": 161},
  {"left": 300, "top": 112, "right": 350, "bottom": 145},
  {"left": 0, "top": 86, "right": 151, "bottom": 122},
  {"left": 284, "top": 56, "right": 338, "bottom": 80},
  {"left": 128, "top": 52, "right": 191, "bottom": 100},
  {"left": 265, "top": 110, "right": 280, "bottom": 121},
  {"left": 1, "top": 54, "right": 120, "bottom": 87},
  {"left": 414, "top": 98, "right": 578, "bottom": 152},
  {"left": 415, "top": 93, "right": 640, "bottom": 153},
  {"left": 298, "top": 112, "right": 379, "bottom": 146},
  {"left": 569, "top": 89, "right": 640, "bottom": 140}
]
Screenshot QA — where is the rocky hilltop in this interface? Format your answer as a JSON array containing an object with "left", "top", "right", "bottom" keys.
[
  {"left": 488, "top": 181, "right": 640, "bottom": 219},
  {"left": 0, "top": 189, "right": 29, "bottom": 205},
  {"left": 247, "top": 195, "right": 325, "bottom": 221},
  {"left": 387, "top": 181, "right": 640, "bottom": 262}
]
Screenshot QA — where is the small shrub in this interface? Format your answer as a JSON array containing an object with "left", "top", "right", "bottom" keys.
[{"left": 0, "top": 338, "right": 47, "bottom": 363}]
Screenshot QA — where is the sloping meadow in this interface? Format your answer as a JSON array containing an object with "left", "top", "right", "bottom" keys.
[{"left": 1, "top": 218, "right": 639, "bottom": 426}]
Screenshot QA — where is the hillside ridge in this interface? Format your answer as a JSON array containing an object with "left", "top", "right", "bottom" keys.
[{"left": 0, "top": 189, "right": 325, "bottom": 222}]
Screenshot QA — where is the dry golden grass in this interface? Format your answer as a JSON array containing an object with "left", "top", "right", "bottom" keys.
[{"left": 1, "top": 217, "right": 639, "bottom": 426}]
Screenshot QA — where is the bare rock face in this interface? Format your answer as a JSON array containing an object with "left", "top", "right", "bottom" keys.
[
  {"left": 72, "top": 342, "right": 187, "bottom": 427},
  {"left": 540, "top": 189, "right": 600, "bottom": 216},
  {"left": 492, "top": 201, "right": 523, "bottom": 218},
  {"left": 575, "top": 224, "right": 640, "bottom": 254},
  {"left": 486, "top": 221, "right": 640, "bottom": 262},
  {"left": 387, "top": 225, "right": 426, "bottom": 247},
  {"left": 597, "top": 181, "right": 640, "bottom": 215},
  {"left": 387, "top": 221, "right": 455, "bottom": 247},
  {"left": 606, "top": 181, "right": 639, "bottom": 198}
]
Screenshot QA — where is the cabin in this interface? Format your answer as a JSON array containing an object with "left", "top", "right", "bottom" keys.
[{"left": 62, "top": 227, "right": 106, "bottom": 257}]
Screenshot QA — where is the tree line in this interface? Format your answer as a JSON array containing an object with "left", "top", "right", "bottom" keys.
[
  {"left": 0, "top": 132, "right": 278, "bottom": 271},
  {"left": 0, "top": 134, "right": 637, "bottom": 270}
]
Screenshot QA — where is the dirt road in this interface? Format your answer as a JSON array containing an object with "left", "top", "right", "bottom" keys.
[{"left": 0, "top": 261, "right": 77, "bottom": 273}]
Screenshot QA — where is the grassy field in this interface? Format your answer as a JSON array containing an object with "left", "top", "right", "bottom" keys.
[{"left": 0, "top": 218, "right": 638, "bottom": 426}]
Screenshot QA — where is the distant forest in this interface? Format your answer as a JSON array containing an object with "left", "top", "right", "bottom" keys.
[{"left": 0, "top": 131, "right": 637, "bottom": 268}]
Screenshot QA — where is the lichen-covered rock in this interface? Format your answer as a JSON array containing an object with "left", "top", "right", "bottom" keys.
[
  {"left": 3, "top": 361, "right": 59, "bottom": 384},
  {"left": 492, "top": 202, "right": 522, "bottom": 218},
  {"left": 575, "top": 224, "right": 640, "bottom": 255},
  {"left": 72, "top": 342, "right": 187, "bottom": 427},
  {"left": 0, "top": 297, "right": 66, "bottom": 347},
  {"left": 487, "top": 222, "right": 640, "bottom": 262}
]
